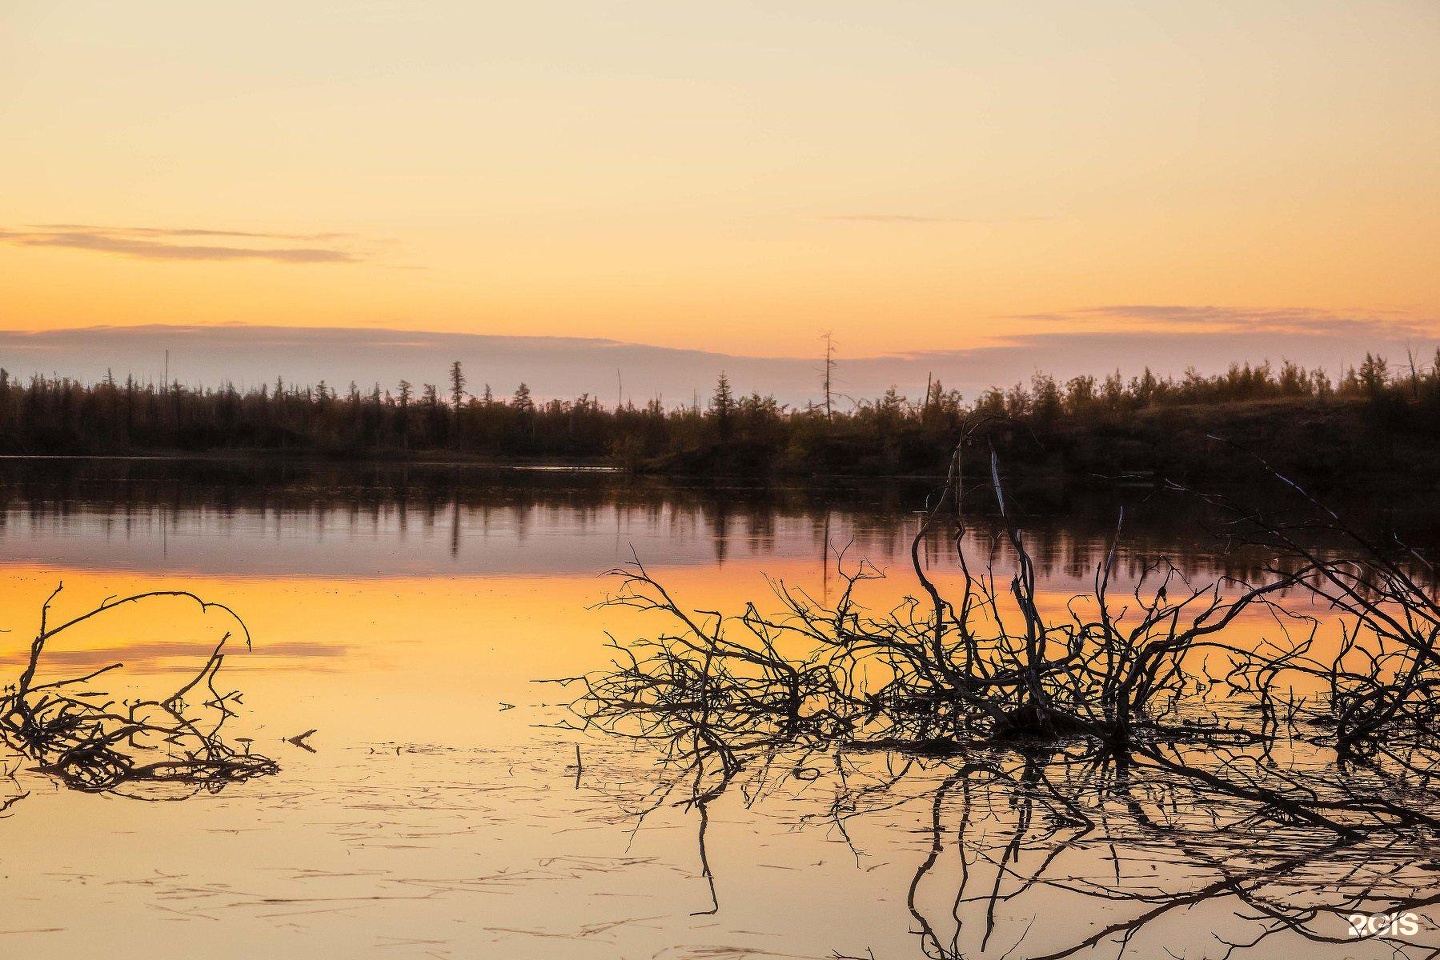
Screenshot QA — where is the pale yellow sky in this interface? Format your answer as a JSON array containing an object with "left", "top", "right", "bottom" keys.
[{"left": 2, "top": 1, "right": 1437, "bottom": 358}]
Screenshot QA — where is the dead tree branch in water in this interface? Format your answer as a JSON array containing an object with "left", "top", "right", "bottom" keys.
[
  {"left": 558, "top": 443, "right": 1440, "bottom": 844},
  {"left": 556, "top": 442, "right": 1440, "bottom": 957},
  {"left": 0, "top": 586, "right": 278, "bottom": 795}
]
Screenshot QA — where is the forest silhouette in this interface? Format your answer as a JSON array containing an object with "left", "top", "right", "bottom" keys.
[{"left": 2, "top": 351, "right": 1437, "bottom": 487}]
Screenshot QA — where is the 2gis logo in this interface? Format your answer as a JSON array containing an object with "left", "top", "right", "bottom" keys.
[{"left": 1347, "top": 912, "right": 1424, "bottom": 939}]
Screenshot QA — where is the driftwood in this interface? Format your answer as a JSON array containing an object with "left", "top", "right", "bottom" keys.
[{"left": 0, "top": 586, "right": 277, "bottom": 797}]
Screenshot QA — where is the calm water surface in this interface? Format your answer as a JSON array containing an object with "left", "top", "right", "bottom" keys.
[{"left": 0, "top": 462, "right": 1432, "bottom": 959}]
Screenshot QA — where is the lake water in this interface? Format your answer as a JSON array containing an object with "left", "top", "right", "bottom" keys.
[{"left": 0, "top": 460, "right": 1434, "bottom": 959}]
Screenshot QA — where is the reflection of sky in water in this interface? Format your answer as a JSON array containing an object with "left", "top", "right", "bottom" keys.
[{"left": 0, "top": 477, "right": 1395, "bottom": 959}]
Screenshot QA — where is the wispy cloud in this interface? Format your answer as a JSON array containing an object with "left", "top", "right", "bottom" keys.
[
  {"left": 823, "top": 213, "right": 1052, "bottom": 225},
  {"left": 1012, "top": 304, "right": 1435, "bottom": 339},
  {"left": 0, "top": 224, "right": 359, "bottom": 263}
]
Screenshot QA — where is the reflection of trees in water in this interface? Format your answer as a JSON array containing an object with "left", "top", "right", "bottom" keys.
[
  {"left": 5, "top": 457, "right": 1431, "bottom": 581},
  {"left": 709, "top": 500, "right": 731, "bottom": 566},
  {"left": 557, "top": 451, "right": 1440, "bottom": 957}
]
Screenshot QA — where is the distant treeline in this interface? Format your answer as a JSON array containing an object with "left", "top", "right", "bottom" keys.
[{"left": 2, "top": 352, "right": 1438, "bottom": 487}]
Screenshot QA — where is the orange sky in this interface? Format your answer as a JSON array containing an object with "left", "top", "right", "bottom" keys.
[{"left": 2, "top": 1, "right": 1437, "bottom": 357}]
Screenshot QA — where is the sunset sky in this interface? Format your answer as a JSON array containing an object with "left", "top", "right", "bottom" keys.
[{"left": 2, "top": 1, "right": 1438, "bottom": 391}]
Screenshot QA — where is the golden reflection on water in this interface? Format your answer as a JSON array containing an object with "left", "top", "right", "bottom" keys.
[
  {"left": 0, "top": 555, "right": 972, "bottom": 958},
  {"left": 0, "top": 506, "right": 1398, "bottom": 958},
  {"left": 0, "top": 556, "right": 1329, "bottom": 736}
]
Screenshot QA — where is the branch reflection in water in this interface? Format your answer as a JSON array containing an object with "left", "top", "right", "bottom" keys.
[{"left": 554, "top": 446, "right": 1440, "bottom": 957}]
